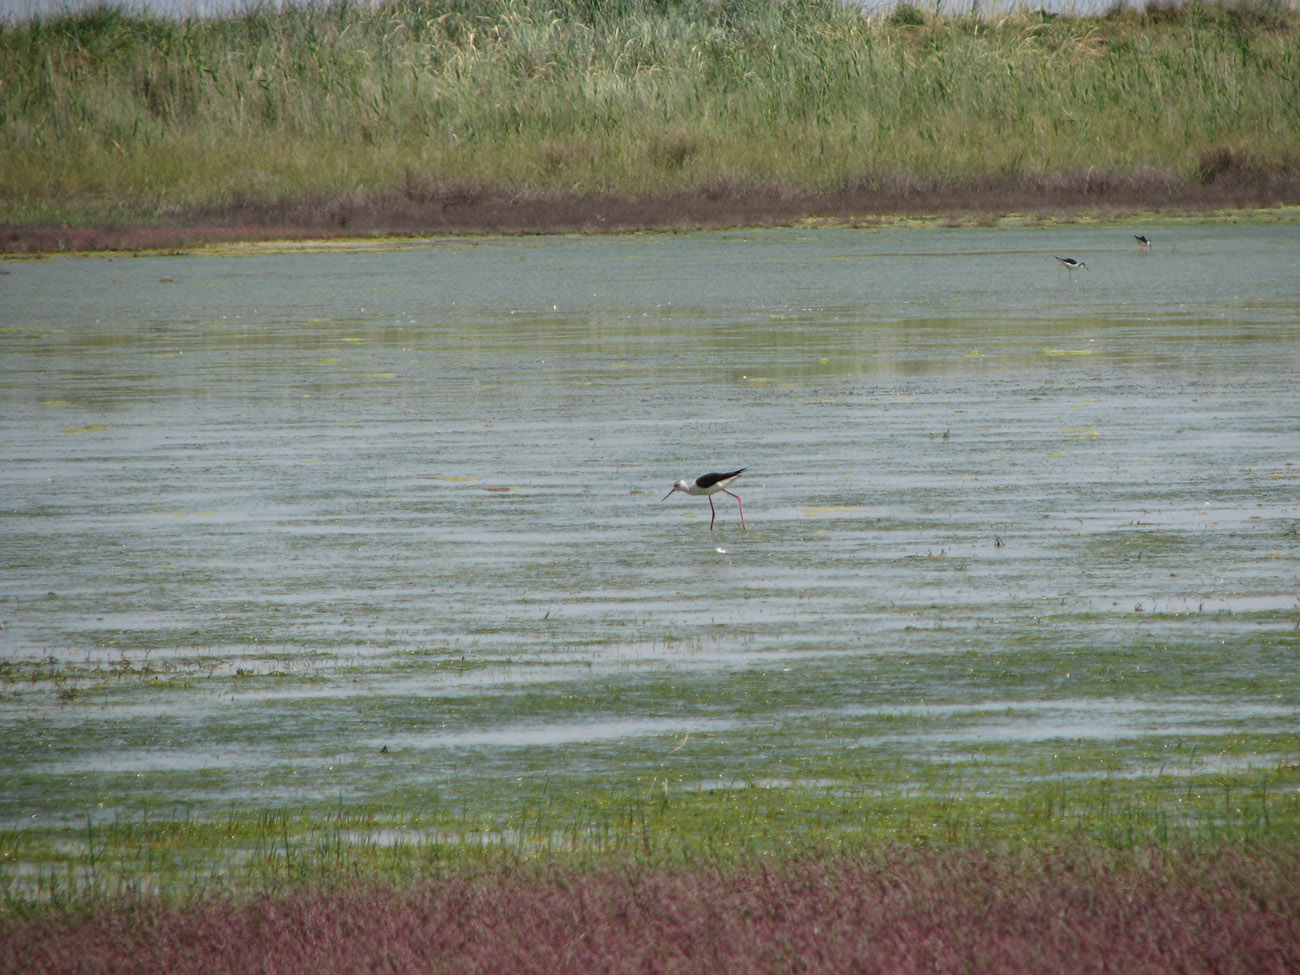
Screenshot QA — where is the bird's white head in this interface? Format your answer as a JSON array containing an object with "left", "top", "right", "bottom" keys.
[{"left": 662, "top": 479, "right": 691, "bottom": 500}]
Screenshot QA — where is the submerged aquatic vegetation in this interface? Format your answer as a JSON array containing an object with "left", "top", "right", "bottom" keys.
[{"left": 2, "top": 751, "right": 1297, "bottom": 906}]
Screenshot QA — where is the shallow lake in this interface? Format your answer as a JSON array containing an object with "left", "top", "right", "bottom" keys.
[{"left": 2, "top": 221, "right": 1298, "bottom": 830}]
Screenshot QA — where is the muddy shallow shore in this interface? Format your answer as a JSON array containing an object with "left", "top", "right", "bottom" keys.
[{"left": 5, "top": 173, "right": 1299, "bottom": 254}]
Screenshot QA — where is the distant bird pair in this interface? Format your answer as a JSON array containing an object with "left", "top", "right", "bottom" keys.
[{"left": 1056, "top": 235, "right": 1152, "bottom": 275}]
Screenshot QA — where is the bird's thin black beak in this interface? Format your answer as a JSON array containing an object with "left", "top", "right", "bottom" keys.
[{"left": 661, "top": 488, "right": 675, "bottom": 501}]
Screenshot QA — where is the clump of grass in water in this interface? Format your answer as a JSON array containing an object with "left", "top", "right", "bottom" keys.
[{"left": 1, "top": 0, "right": 1298, "bottom": 231}]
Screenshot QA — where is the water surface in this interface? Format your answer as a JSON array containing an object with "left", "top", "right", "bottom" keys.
[{"left": 2, "top": 222, "right": 1298, "bottom": 827}]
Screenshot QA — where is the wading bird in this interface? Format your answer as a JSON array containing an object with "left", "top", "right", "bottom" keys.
[
  {"left": 1055, "top": 256, "right": 1087, "bottom": 277},
  {"left": 1135, "top": 234, "right": 1152, "bottom": 252},
  {"left": 663, "top": 468, "right": 747, "bottom": 530}
]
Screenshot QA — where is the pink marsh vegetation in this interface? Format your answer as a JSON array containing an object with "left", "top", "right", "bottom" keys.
[{"left": 3, "top": 844, "right": 1298, "bottom": 975}]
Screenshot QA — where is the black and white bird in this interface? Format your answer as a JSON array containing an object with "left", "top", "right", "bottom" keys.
[
  {"left": 1135, "top": 234, "right": 1152, "bottom": 252},
  {"left": 663, "top": 468, "right": 747, "bottom": 530},
  {"left": 1055, "top": 256, "right": 1088, "bottom": 277}
]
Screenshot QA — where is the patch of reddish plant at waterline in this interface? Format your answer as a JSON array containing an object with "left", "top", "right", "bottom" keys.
[{"left": 4, "top": 843, "right": 1298, "bottom": 974}]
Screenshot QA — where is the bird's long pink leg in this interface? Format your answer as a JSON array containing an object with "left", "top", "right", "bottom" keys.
[
  {"left": 724, "top": 489, "right": 746, "bottom": 529},
  {"left": 708, "top": 495, "right": 717, "bottom": 529}
]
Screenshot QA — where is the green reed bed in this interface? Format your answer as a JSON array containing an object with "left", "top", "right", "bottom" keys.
[{"left": 2, "top": 0, "right": 1298, "bottom": 230}]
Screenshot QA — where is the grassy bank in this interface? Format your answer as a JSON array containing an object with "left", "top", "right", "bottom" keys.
[{"left": 2, "top": 0, "right": 1299, "bottom": 245}]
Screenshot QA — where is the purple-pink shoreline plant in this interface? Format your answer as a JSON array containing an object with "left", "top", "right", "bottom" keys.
[{"left": 3, "top": 843, "right": 1297, "bottom": 975}]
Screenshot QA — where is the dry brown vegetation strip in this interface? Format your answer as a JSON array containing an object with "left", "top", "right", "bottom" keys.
[
  {"left": 4, "top": 844, "right": 1298, "bottom": 974},
  {"left": 6, "top": 172, "right": 1300, "bottom": 254}
]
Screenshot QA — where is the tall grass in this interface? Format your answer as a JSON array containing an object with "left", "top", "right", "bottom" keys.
[{"left": 1, "top": 0, "right": 1297, "bottom": 227}]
